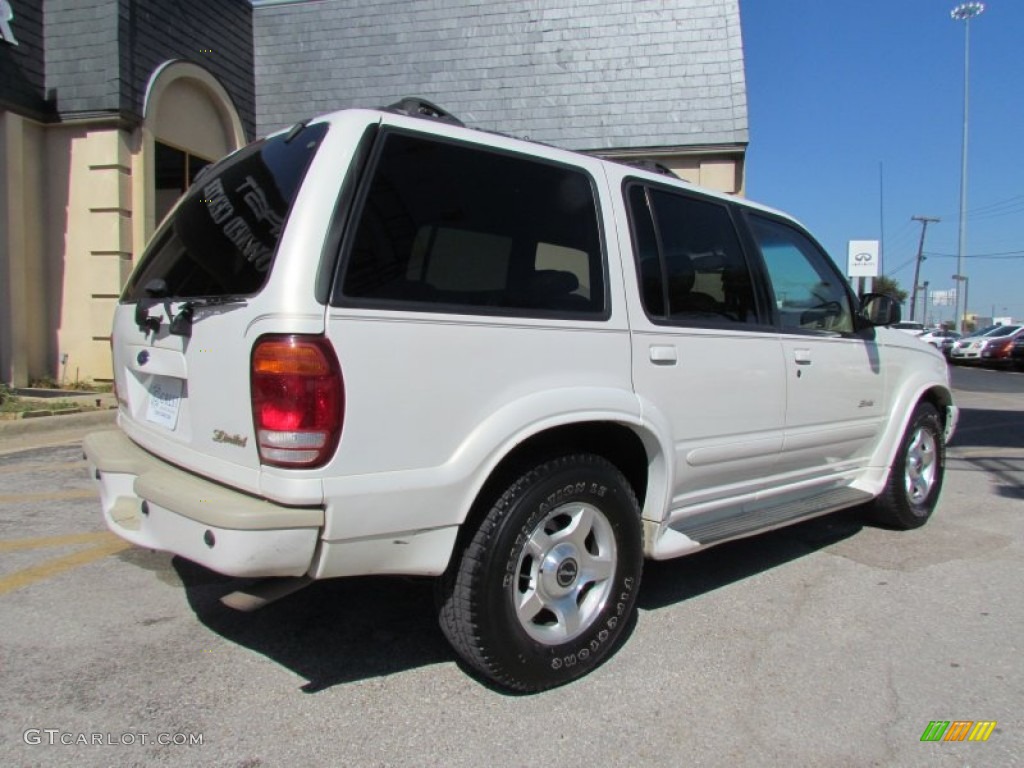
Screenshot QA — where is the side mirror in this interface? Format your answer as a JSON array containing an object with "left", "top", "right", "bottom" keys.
[{"left": 860, "top": 293, "right": 901, "bottom": 327}]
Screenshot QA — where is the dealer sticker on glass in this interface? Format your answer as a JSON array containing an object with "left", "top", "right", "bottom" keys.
[{"left": 145, "top": 376, "right": 183, "bottom": 430}]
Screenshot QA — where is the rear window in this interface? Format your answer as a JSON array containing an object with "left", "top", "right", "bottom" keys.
[
  {"left": 337, "top": 131, "right": 605, "bottom": 317},
  {"left": 123, "top": 122, "right": 329, "bottom": 300}
]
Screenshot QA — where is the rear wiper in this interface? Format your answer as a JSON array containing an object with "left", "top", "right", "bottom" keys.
[
  {"left": 168, "top": 295, "right": 248, "bottom": 337},
  {"left": 135, "top": 279, "right": 168, "bottom": 335}
]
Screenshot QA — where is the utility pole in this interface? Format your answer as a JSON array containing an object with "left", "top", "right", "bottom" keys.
[{"left": 910, "top": 215, "right": 940, "bottom": 323}]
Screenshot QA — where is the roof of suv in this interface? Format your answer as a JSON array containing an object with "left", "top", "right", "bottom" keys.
[{"left": 301, "top": 102, "right": 797, "bottom": 227}]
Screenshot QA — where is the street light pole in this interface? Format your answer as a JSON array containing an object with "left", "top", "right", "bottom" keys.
[
  {"left": 953, "top": 274, "right": 970, "bottom": 330},
  {"left": 951, "top": 2, "right": 985, "bottom": 333}
]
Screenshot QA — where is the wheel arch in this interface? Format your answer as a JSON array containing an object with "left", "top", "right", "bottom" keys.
[
  {"left": 449, "top": 420, "right": 658, "bottom": 570},
  {"left": 872, "top": 380, "right": 956, "bottom": 479}
]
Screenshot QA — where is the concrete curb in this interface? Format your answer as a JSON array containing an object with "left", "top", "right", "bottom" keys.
[{"left": 0, "top": 408, "right": 117, "bottom": 438}]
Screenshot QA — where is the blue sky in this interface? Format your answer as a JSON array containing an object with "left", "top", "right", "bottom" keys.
[{"left": 740, "top": 0, "right": 1023, "bottom": 324}]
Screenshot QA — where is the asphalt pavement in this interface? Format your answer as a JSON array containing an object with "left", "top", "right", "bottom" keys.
[{"left": 0, "top": 365, "right": 1020, "bottom": 767}]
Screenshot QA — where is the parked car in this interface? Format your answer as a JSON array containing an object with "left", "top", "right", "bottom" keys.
[
  {"left": 980, "top": 326, "right": 1024, "bottom": 368},
  {"left": 1011, "top": 335, "right": 1024, "bottom": 370},
  {"left": 918, "top": 329, "right": 961, "bottom": 358},
  {"left": 83, "top": 99, "right": 958, "bottom": 691},
  {"left": 950, "top": 324, "right": 1023, "bottom": 363},
  {"left": 947, "top": 324, "right": 1003, "bottom": 363}
]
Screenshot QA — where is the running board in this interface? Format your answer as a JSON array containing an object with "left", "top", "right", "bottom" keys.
[{"left": 673, "top": 487, "right": 874, "bottom": 546}]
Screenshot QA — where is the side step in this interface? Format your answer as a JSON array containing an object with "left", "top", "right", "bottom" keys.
[{"left": 673, "top": 487, "right": 873, "bottom": 546}]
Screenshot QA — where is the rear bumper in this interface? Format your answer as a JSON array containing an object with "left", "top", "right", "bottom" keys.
[{"left": 83, "top": 430, "right": 322, "bottom": 578}]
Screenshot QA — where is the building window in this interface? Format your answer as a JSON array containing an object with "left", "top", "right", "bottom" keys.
[{"left": 154, "top": 141, "right": 212, "bottom": 224}]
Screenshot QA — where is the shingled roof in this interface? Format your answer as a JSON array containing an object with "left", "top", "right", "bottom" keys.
[{"left": 253, "top": 0, "right": 748, "bottom": 151}]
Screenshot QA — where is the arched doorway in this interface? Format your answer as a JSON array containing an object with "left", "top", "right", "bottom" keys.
[{"left": 135, "top": 61, "right": 246, "bottom": 253}]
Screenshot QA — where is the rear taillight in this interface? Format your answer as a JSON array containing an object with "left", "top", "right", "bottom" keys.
[{"left": 251, "top": 335, "right": 343, "bottom": 468}]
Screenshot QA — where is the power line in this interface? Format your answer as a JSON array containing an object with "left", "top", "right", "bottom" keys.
[
  {"left": 933, "top": 193, "right": 1024, "bottom": 222},
  {"left": 924, "top": 250, "right": 1024, "bottom": 259}
]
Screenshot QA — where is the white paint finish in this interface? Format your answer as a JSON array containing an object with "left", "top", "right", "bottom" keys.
[
  {"left": 632, "top": 328, "right": 787, "bottom": 505},
  {"left": 325, "top": 314, "right": 632, "bottom": 475},
  {"left": 312, "top": 527, "right": 460, "bottom": 578},
  {"left": 777, "top": 335, "right": 885, "bottom": 476},
  {"left": 137, "top": 504, "right": 319, "bottom": 578},
  {"left": 124, "top": 343, "right": 188, "bottom": 378}
]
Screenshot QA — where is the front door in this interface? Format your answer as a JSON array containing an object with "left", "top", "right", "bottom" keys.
[{"left": 744, "top": 213, "right": 885, "bottom": 484}]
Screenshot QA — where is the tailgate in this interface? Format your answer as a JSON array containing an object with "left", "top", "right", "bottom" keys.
[
  {"left": 112, "top": 120, "right": 336, "bottom": 498},
  {"left": 112, "top": 301, "right": 268, "bottom": 495}
]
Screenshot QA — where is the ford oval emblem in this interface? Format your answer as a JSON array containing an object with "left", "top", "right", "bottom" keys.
[{"left": 137, "top": 350, "right": 150, "bottom": 365}]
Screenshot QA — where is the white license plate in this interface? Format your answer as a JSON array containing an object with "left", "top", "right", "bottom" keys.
[{"left": 145, "top": 376, "right": 183, "bottom": 429}]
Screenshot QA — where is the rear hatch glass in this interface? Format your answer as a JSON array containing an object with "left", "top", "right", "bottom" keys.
[{"left": 123, "top": 122, "right": 329, "bottom": 300}]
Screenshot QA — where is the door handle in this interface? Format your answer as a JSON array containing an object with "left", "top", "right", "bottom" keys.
[
  {"left": 649, "top": 345, "right": 677, "bottom": 365},
  {"left": 793, "top": 348, "right": 812, "bottom": 365}
]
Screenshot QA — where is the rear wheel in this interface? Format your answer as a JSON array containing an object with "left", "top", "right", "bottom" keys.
[
  {"left": 871, "top": 402, "right": 945, "bottom": 529},
  {"left": 437, "top": 454, "right": 643, "bottom": 692}
]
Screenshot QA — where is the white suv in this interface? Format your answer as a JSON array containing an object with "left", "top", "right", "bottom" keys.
[{"left": 85, "top": 100, "right": 958, "bottom": 692}]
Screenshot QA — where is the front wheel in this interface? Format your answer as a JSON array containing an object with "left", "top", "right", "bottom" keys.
[
  {"left": 437, "top": 454, "right": 643, "bottom": 692},
  {"left": 871, "top": 402, "right": 946, "bottom": 529}
]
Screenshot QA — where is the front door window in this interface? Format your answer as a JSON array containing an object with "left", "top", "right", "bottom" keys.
[{"left": 747, "top": 214, "right": 854, "bottom": 334}]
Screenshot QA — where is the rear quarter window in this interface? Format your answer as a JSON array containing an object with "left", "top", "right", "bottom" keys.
[{"left": 337, "top": 131, "right": 606, "bottom": 317}]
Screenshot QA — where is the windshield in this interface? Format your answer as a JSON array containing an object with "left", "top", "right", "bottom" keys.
[
  {"left": 964, "top": 324, "right": 1000, "bottom": 338},
  {"left": 123, "top": 122, "right": 329, "bottom": 301}
]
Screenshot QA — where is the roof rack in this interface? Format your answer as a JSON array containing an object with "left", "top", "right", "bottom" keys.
[
  {"left": 384, "top": 97, "right": 464, "bottom": 127},
  {"left": 616, "top": 159, "right": 682, "bottom": 179}
]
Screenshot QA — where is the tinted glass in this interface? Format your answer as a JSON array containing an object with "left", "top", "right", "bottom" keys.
[
  {"left": 627, "top": 183, "right": 758, "bottom": 324},
  {"left": 123, "top": 123, "right": 329, "bottom": 300},
  {"left": 341, "top": 132, "right": 604, "bottom": 315},
  {"left": 748, "top": 214, "right": 853, "bottom": 333}
]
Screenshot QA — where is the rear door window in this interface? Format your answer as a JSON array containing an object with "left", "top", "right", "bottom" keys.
[
  {"left": 626, "top": 182, "right": 762, "bottom": 326},
  {"left": 123, "top": 122, "right": 329, "bottom": 301},
  {"left": 337, "top": 131, "right": 606, "bottom": 317}
]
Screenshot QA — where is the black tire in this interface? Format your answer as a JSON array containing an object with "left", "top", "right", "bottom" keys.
[
  {"left": 437, "top": 454, "right": 643, "bottom": 692},
  {"left": 871, "top": 402, "right": 946, "bottom": 529}
]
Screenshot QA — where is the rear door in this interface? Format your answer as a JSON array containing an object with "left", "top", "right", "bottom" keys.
[
  {"left": 112, "top": 121, "right": 334, "bottom": 494},
  {"left": 620, "top": 180, "right": 787, "bottom": 514}
]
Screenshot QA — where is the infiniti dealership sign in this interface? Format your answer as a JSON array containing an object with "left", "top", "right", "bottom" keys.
[
  {"left": 847, "top": 240, "right": 880, "bottom": 278},
  {"left": 0, "top": 0, "right": 17, "bottom": 46}
]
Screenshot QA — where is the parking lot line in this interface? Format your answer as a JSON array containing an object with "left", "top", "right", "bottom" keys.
[
  {"left": 0, "top": 533, "right": 129, "bottom": 596},
  {"left": 0, "top": 489, "right": 97, "bottom": 503},
  {"left": 0, "top": 531, "right": 115, "bottom": 553},
  {"left": 0, "top": 460, "right": 85, "bottom": 475}
]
